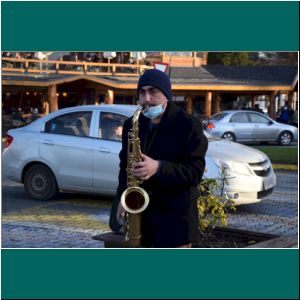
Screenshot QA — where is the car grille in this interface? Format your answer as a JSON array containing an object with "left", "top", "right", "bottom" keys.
[
  {"left": 253, "top": 168, "right": 272, "bottom": 177},
  {"left": 248, "top": 160, "right": 272, "bottom": 177}
]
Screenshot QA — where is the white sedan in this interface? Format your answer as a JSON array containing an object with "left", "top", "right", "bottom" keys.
[{"left": 2, "top": 105, "right": 276, "bottom": 205}]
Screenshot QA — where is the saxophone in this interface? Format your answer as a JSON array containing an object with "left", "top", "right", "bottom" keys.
[{"left": 120, "top": 107, "right": 150, "bottom": 247}]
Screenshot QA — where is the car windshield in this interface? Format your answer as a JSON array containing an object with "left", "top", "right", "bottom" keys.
[{"left": 210, "top": 112, "right": 229, "bottom": 121}]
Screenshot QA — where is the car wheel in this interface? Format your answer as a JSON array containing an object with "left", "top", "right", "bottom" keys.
[
  {"left": 278, "top": 131, "right": 293, "bottom": 146},
  {"left": 222, "top": 132, "right": 235, "bottom": 142},
  {"left": 24, "top": 164, "right": 58, "bottom": 200}
]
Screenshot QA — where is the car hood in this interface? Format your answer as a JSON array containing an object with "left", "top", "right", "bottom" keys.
[{"left": 207, "top": 139, "right": 268, "bottom": 163}]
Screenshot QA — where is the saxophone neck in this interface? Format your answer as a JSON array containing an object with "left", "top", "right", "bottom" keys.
[{"left": 132, "top": 107, "right": 143, "bottom": 132}]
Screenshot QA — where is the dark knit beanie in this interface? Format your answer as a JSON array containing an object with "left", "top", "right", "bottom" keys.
[{"left": 137, "top": 69, "right": 173, "bottom": 101}]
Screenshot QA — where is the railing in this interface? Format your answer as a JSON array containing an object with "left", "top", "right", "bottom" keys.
[{"left": 1, "top": 57, "right": 153, "bottom": 76}]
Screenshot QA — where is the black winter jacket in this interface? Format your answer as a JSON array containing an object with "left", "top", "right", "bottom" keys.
[{"left": 109, "top": 101, "right": 208, "bottom": 247}]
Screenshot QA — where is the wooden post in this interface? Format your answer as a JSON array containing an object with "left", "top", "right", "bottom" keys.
[
  {"left": 251, "top": 95, "right": 256, "bottom": 109},
  {"left": 213, "top": 93, "right": 221, "bottom": 114},
  {"left": 216, "top": 93, "right": 222, "bottom": 113},
  {"left": 25, "top": 60, "right": 29, "bottom": 73},
  {"left": 43, "top": 101, "right": 49, "bottom": 115},
  {"left": 136, "top": 57, "right": 139, "bottom": 74},
  {"left": 275, "top": 92, "right": 283, "bottom": 115},
  {"left": 204, "top": 91, "right": 212, "bottom": 117},
  {"left": 212, "top": 93, "right": 216, "bottom": 114},
  {"left": 287, "top": 92, "right": 293, "bottom": 109},
  {"left": 94, "top": 90, "right": 100, "bottom": 105},
  {"left": 269, "top": 91, "right": 276, "bottom": 120},
  {"left": 105, "top": 89, "right": 114, "bottom": 104},
  {"left": 186, "top": 95, "right": 193, "bottom": 114},
  {"left": 40, "top": 92, "right": 49, "bottom": 115},
  {"left": 292, "top": 91, "right": 297, "bottom": 110},
  {"left": 162, "top": 52, "right": 165, "bottom": 63},
  {"left": 48, "top": 85, "right": 58, "bottom": 112},
  {"left": 192, "top": 52, "right": 197, "bottom": 67},
  {"left": 108, "top": 58, "right": 111, "bottom": 73}
]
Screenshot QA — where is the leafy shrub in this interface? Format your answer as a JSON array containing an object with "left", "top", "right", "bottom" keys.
[{"left": 198, "top": 166, "right": 236, "bottom": 233}]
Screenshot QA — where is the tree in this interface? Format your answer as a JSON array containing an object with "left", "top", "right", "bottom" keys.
[
  {"left": 253, "top": 52, "right": 298, "bottom": 65},
  {"left": 207, "top": 52, "right": 254, "bottom": 66},
  {"left": 207, "top": 52, "right": 298, "bottom": 66}
]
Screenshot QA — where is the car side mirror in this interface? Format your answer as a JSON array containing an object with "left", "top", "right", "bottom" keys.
[{"left": 268, "top": 120, "right": 273, "bottom": 125}]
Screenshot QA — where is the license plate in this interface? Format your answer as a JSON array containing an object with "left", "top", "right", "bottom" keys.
[{"left": 263, "top": 176, "right": 275, "bottom": 190}]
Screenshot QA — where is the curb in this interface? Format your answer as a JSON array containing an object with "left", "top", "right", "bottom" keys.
[{"left": 245, "top": 235, "right": 298, "bottom": 248}]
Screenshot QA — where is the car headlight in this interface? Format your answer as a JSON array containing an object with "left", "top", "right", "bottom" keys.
[{"left": 213, "top": 158, "right": 253, "bottom": 176}]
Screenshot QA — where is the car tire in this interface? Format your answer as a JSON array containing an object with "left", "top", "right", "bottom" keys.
[
  {"left": 278, "top": 131, "right": 293, "bottom": 146},
  {"left": 222, "top": 132, "right": 235, "bottom": 142},
  {"left": 24, "top": 164, "right": 58, "bottom": 200}
]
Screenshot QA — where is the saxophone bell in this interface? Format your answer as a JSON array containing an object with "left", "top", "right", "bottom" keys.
[{"left": 121, "top": 186, "right": 149, "bottom": 214}]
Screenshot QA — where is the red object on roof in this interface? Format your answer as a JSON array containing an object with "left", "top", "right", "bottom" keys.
[{"left": 153, "top": 61, "right": 169, "bottom": 73}]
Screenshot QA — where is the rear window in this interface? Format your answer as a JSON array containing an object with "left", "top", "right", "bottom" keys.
[
  {"left": 45, "top": 111, "right": 92, "bottom": 137},
  {"left": 210, "top": 112, "right": 228, "bottom": 121},
  {"left": 230, "top": 112, "right": 249, "bottom": 123}
]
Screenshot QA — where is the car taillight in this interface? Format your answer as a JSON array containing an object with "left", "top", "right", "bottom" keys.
[
  {"left": 207, "top": 122, "right": 215, "bottom": 129},
  {"left": 5, "top": 134, "right": 13, "bottom": 148}
]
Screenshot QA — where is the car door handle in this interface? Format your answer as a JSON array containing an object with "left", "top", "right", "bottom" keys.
[
  {"left": 98, "top": 147, "right": 110, "bottom": 153},
  {"left": 42, "top": 140, "right": 54, "bottom": 145}
]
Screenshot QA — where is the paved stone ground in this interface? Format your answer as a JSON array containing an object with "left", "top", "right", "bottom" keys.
[
  {"left": 2, "top": 198, "right": 112, "bottom": 248},
  {"left": 2, "top": 224, "right": 104, "bottom": 248},
  {"left": 1, "top": 170, "right": 298, "bottom": 248},
  {"left": 227, "top": 170, "right": 298, "bottom": 237}
]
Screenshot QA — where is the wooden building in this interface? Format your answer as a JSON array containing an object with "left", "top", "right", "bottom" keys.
[
  {"left": 2, "top": 56, "right": 298, "bottom": 121},
  {"left": 145, "top": 52, "right": 208, "bottom": 67}
]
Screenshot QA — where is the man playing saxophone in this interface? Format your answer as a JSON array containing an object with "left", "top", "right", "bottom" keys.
[{"left": 109, "top": 69, "right": 208, "bottom": 248}]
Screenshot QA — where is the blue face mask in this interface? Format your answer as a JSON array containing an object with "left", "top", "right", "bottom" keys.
[{"left": 142, "top": 104, "right": 165, "bottom": 119}]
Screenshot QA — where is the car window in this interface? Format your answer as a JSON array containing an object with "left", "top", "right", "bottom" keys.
[
  {"left": 45, "top": 111, "right": 92, "bottom": 137},
  {"left": 230, "top": 112, "right": 249, "bottom": 123},
  {"left": 99, "top": 112, "right": 127, "bottom": 141},
  {"left": 210, "top": 112, "right": 229, "bottom": 121},
  {"left": 248, "top": 113, "right": 270, "bottom": 124}
]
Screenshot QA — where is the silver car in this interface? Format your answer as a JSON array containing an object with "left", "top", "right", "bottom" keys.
[
  {"left": 2, "top": 105, "right": 276, "bottom": 205},
  {"left": 205, "top": 110, "right": 298, "bottom": 146}
]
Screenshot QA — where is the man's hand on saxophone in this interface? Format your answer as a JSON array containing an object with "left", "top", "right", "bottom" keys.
[{"left": 132, "top": 153, "right": 159, "bottom": 181}]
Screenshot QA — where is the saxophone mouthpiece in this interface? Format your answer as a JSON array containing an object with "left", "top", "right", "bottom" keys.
[{"left": 143, "top": 105, "right": 149, "bottom": 113}]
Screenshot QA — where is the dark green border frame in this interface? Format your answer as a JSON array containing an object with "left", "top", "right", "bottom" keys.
[
  {"left": 1, "top": 1, "right": 299, "bottom": 299},
  {"left": 1, "top": 1, "right": 299, "bottom": 51},
  {"left": 2, "top": 249, "right": 299, "bottom": 299}
]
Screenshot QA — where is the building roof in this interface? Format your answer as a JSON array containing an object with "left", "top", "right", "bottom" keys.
[
  {"left": 2, "top": 65, "right": 298, "bottom": 91},
  {"left": 2, "top": 73, "right": 82, "bottom": 85},
  {"left": 170, "top": 65, "right": 298, "bottom": 86}
]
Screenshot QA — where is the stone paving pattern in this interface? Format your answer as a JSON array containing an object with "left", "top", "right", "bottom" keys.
[
  {"left": 227, "top": 170, "right": 298, "bottom": 237},
  {"left": 1, "top": 170, "right": 298, "bottom": 248}
]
